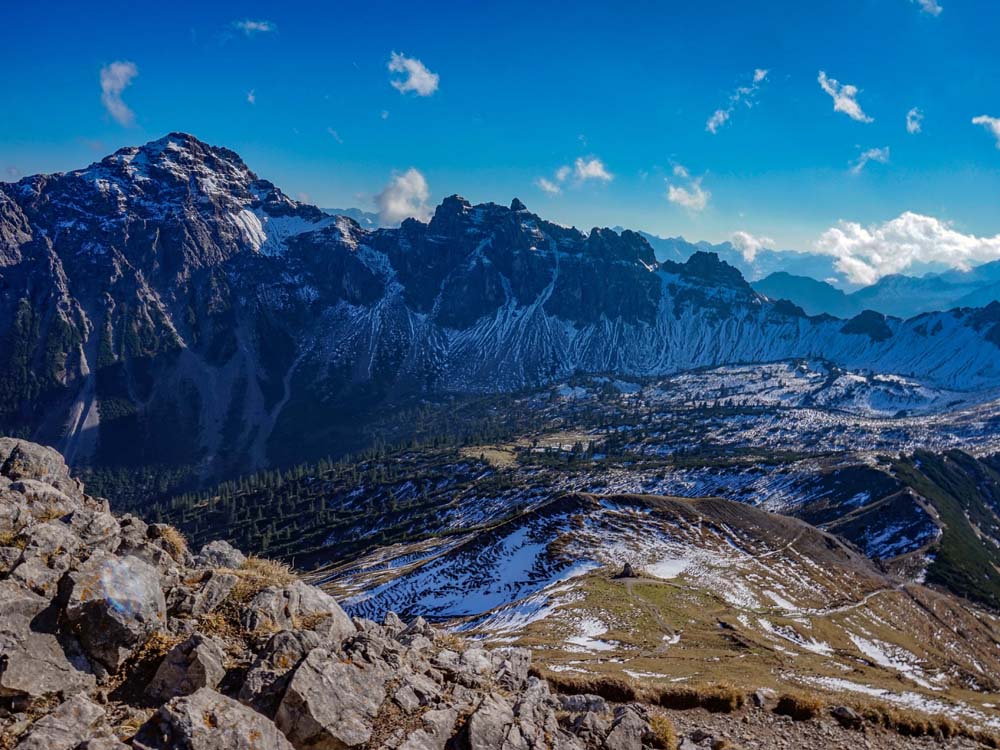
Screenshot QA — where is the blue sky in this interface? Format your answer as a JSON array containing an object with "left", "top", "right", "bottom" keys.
[{"left": 3, "top": 0, "right": 1000, "bottom": 283}]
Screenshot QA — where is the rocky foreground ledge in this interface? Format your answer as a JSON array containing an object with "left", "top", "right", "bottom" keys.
[{"left": 0, "top": 438, "right": 664, "bottom": 750}]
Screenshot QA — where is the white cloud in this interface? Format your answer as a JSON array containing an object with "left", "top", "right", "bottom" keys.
[
  {"left": 850, "top": 146, "right": 890, "bottom": 175},
  {"left": 536, "top": 157, "right": 612, "bottom": 195},
  {"left": 815, "top": 212, "right": 1000, "bottom": 285},
  {"left": 535, "top": 177, "right": 561, "bottom": 195},
  {"left": 246, "top": 89, "right": 256, "bottom": 105},
  {"left": 375, "top": 168, "right": 431, "bottom": 224},
  {"left": 572, "top": 157, "right": 613, "bottom": 182},
  {"left": 972, "top": 115, "right": 1000, "bottom": 149},
  {"left": 233, "top": 19, "right": 275, "bottom": 35},
  {"left": 906, "top": 107, "right": 923, "bottom": 134},
  {"left": 913, "top": 0, "right": 942, "bottom": 15},
  {"left": 706, "top": 68, "right": 769, "bottom": 134},
  {"left": 388, "top": 52, "right": 439, "bottom": 96},
  {"left": 99, "top": 61, "right": 138, "bottom": 127},
  {"left": 326, "top": 127, "right": 343, "bottom": 144},
  {"left": 817, "top": 71, "right": 873, "bottom": 123},
  {"left": 731, "top": 231, "right": 774, "bottom": 262},
  {"left": 666, "top": 166, "right": 710, "bottom": 212}
]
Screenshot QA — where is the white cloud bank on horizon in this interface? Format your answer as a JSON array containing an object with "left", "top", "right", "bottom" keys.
[
  {"left": 706, "top": 68, "right": 769, "bottom": 134},
  {"left": 815, "top": 212, "right": 1000, "bottom": 285},
  {"left": 818, "top": 71, "right": 873, "bottom": 123},
  {"left": 388, "top": 52, "right": 439, "bottom": 96},
  {"left": 100, "top": 61, "right": 139, "bottom": 127},
  {"left": 375, "top": 168, "right": 431, "bottom": 224}
]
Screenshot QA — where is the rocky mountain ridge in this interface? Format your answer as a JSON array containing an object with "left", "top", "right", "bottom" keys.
[{"left": 2, "top": 134, "right": 999, "bottom": 485}]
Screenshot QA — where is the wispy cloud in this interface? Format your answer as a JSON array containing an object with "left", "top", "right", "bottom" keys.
[
  {"left": 913, "top": 0, "right": 942, "bottom": 16},
  {"left": 99, "top": 61, "right": 139, "bottom": 127},
  {"left": 972, "top": 115, "right": 1000, "bottom": 149},
  {"left": 535, "top": 157, "right": 613, "bottom": 195},
  {"left": 535, "top": 177, "right": 562, "bottom": 195},
  {"left": 246, "top": 89, "right": 256, "bottom": 105},
  {"left": 388, "top": 52, "right": 439, "bottom": 96},
  {"left": 706, "top": 68, "right": 769, "bottom": 134},
  {"left": 666, "top": 165, "right": 710, "bottom": 212},
  {"left": 376, "top": 168, "right": 431, "bottom": 224},
  {"left": 850, "top": 146, "right": 890, "bottom": 175},
  {"left": 906, "top": 107, "right": 923, "bottom": 134},
  {"left": 233, "top": 19, "right": 276, "bottom": 36},
  {"left": 326, "top": 127, "right": 343, "bottom": 144},
  {"left": 818, "top": 71, "right": 873, "bottom": 123},
  {"left": 816, "top": 212, "right": 1000, "bottom": 285}
]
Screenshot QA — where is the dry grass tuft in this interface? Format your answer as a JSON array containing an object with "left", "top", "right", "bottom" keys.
[
  {"left": 227, "top": 556, "right": 297, "bottom": 603},
  {"left": 774, "top": 692, "right": 824, "bottom": 721},
  {"left": 649, "top": 712, "right": 678, "bottom": 749},
  {"left": 655, "top": 683, "right": 745, "bottom": 714},
  {"left": 537, "top": 670, "right": 642, "bottom": 703},
  {"left": 0, "top": 529, "right": 26, "bottom": 549},
  {"left": 157, "top": 524, "right": 189, "bottom": 562}
]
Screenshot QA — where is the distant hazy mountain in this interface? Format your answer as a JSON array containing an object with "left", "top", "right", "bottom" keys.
[
  {"left": 623, "top": 229, "right": 847, "bottom": 287},
  {"left": 322, "top": 207, "right": 382, "bottom": 229},
  {"left": 754, "top": 267, "right": 1000, "bottom": 319}
]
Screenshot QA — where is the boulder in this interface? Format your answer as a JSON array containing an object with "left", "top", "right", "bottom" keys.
[
  {"left": 13, "top": 694, "right": 112, "bottom": 750},
  {"left": 0, "top": 580, "right": 96, "bottom": 699},
  {"left": 466, "top": 692, "right": 516, "bottom": 750},
  {"left": 398, "top": 708, "right": 458, "bottom": 750},
  {"left": 169, "top": 571, "right": 238, "bottom": 618},
  {"left": 275, "top": 647, "right": 390, "bottom": 749},
  {"left": 63, "top": 551, "right": 166, "bottom": 672},
  {"left": 10, "top": 520, "right": 82, "bottom": 594},
  {"left": 0, "top": 439, "right": 82, "bottom": 501},
  {"left": 195, "top": 540, "right": 246, "bottom": 569},
  {"left": 146, "top": 634, "right": 227, "bottom": 701},
  {"left": 132, "top": 687, "right": 294, "bottom": 750},
  {"left": 831, "top": 705, "right": 862, "bottom": 730},
  {"left": 237, "top": 629, "right": 323, "bottom": 716},
  {"left": 604, "top": 705, "right": 652, "bottom": 750},
  {"left": 241, "top": 581, "right": 355, "bottom": 642}
]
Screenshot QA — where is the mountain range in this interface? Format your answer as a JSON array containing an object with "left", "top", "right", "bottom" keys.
[
  {"left": 630, "top": 231, "right": 1000, "bottom": 319},
  {"left": 2, "top": 133, "right": 999, "bottom": 488}
]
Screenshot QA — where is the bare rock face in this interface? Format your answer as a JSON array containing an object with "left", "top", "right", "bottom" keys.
[
  {"left": 240, "top": 580, "right": 355, "bottom": 642},
  {"left": 274, "top": 647, "right": 391, "bottom": 748},
  {"left": 0, "top": 438, "right": 663, "bottom": 750},
  {"left": 62, "top": 551, "right": 167, "bottom": 672},
  {"left": 132, "top": 688, "right": 295, "bottom": 750},
  {"left": 145, "top": 634, "right": 227, "bottom": 701},
  {"left": 13, "top": 694, "right": 113, "bottom": 750}
]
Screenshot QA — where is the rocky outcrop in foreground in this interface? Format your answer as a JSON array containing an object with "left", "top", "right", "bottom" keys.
[{"left": 0, "top": 438, "right": 664, "bottom": 749}]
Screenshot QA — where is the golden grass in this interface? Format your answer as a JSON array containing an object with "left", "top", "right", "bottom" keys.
[
  {"left": 0, "top": 529, "right": 26, "bottom": 549},
  {"left": 655, "top": 683, "right": 745, "bottom": 714},
  {"left": 649, "top": 712, "right": 678, "bottom": 750},
  {"left": 157, "top": 524, "right": 189, "bottom": 562},
  {"left": 774, "top": 692, "right": 824, "bottom": 721},
  {"left": 228, "top": 555, "right": 297, "bottom": 603}
]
